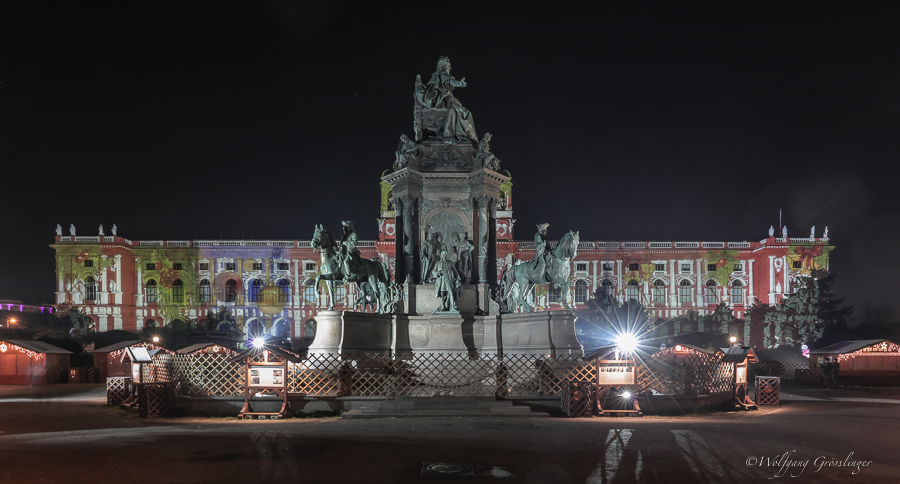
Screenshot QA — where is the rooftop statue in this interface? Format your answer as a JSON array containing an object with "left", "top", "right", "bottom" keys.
[{"left": 414, "top": 57, "right": 478, "bottom": 144}]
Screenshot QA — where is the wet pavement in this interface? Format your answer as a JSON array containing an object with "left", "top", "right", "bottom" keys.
[{"left": 1, "top": 383, "right": 898, "bottom": 483}]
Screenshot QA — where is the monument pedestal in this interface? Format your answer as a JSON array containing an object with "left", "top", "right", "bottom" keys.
[
  {"left": 499, "top": 311, "right": 583, "bottom": 357},
  {"left": 307, "top": 311, "right": 393, "bottom": 357}
]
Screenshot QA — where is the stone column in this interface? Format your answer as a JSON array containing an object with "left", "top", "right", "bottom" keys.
[
  {"left": 135, "top": 258, "right": 143, "bottom": 307},
  {"left": 114, "top": 255, "right": 122, "bottom": 305},
  {"left": 56, "top": 256, "right": 65, "bottom": 304},
  {"left": 669, "top": 259, "right": 677, "bottom": 306},
  {"left": 293, "top": 260, "right": 301, "bottom": 307},
  {"left": 395, "top": 195, "right": 415, "bottom": 284},
  {"left": 592, "top": 260, "right": 598, "bottom": 294},
  {"left": 476, "top": 195, "right": 493, "bottom": 284},
  {"left": 747, "top": 259, "right": 755, "bottom": 305},
  {"left": 768, "top": 255, "right": 776, "bottom": 304}
]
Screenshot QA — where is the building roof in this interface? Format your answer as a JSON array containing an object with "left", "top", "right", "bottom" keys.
[
  {"left": 177, "top": 343, "right": 235, "bottom": 355},
  {"left": 720, "top": 346, "right": 758, "bottom": 363},
  {"left": 809, "top": 340, "right": 896, "bottom": 355},
  {"left": 1, "top": 340, "right": 73, "bottom": 354}
]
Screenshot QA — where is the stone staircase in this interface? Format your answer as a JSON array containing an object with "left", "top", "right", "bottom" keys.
[{"left": 341, "top": 396, "right": 550, "bottom": 419}]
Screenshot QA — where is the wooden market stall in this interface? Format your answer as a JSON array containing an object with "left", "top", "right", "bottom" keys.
[
  {"left": 720, "top": 346, "right": 758, "bottom": 409},
  {"left": 0, "top": 340, "right": 72, "bottom": 385},
  {"left": 809, "top": 339, "right": 900, "bottom": 386},
  {"left": 91, "top": 340, "right": 171, "bottom": 382}
]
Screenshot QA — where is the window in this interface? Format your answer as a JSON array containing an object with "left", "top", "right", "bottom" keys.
[
  {"left": 225, "top": 262, "right": 235, "bottom": 271},
  {"left": 679, "top": 280, "right": 692, "bottom": 304},
  {"left": 199, "top": 263, "right": 209, "bottom": 271},
  {"left": 602, "top": 263, "right": 613, "bottom": 272},
  {"left": 628, "top": 263, "right": 639, "bottom": 271},
  {"left": 172, "top": 279, "right": 184, "bottom": 303},
  {"left": 574, "top": 280, "right": 588, "bottom": 304},
  {"left": 731, "top": 280, "right": 744, "bottom": 304},
  {"left": 548, "top": 284, "right": 561, "bottom": 303},
  {"left": 252, "top": 262, "right": 262, "bottom": 271},
  {"left": 146, "top": 263, "right": 156, "bottom": 271},
  {"left": 575, "top": 262, "right": 587, "bottom": 272},
  {"left": 304, "top": 280, "right": 318, "bottom": 304},
  {"left": 733, "top": 263, "right": 743, "bottom": 272},
  {"left": 600, "top": 280, "right": 614, "bottom": 300},
  {"left": 146, "top": 279, "right": 158, "bottom": 303},
  {"left": 225, "top": 279, "right": 237, "bottom": 302},
  {"left": 277, "top": 279, "right": 291, "bottom": 303},
  {"left": 249, "top": 279, "right": 263, "bottom": 302},
  {"left": 278, "top": 262, "right": 289, "bottom": 271},
  {"left": 681, "top": 263, "right": 691, "bottom": 273},
  {"left": 84, "top": 260, "right": 94, "bottom": 268},
  {"left": 792, "top": 260, "right": 802, "bottom": 269},
  {"left": 625, "top": 280, "right": 640, "bottom": 301},
  {"left": 305, "top": 262, "right": 316, "bottom": 271},
  {"left": 707, "top": 263, "right": 717, "bottom": 272},
  {"left": 654, "top": 263, "right": 665, "bottom": 272},
  {"left": 199, "top": 280, "right": 210, "bottom": 303},
  {"left": 653, "top": 280, "right": 666, "bottom": 304},
  {"left": 334, "top": 281, "right": 346, "bottom": 304},
  {"left": 704, "top": 280, "right": 718, "bottom": 305},
  {"left": 84, "top": 276, "right": 97, "bottom": 301}
]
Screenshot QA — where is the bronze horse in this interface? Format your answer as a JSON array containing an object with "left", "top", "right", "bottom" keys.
[
  {"left": 512, "top": 230, "right": 579, "bottom": 312},
  {"left": 311, "top": 225, "right": 391, "bottom": 312}
]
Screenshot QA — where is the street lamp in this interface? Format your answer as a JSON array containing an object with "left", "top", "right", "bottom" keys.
[{"left": 730, "top": 336, "right": 737, "bottom": 345}]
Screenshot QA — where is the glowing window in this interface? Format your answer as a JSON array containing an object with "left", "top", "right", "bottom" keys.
[{"left": 249, "top": 279, "right": 263, "bottom": 302}]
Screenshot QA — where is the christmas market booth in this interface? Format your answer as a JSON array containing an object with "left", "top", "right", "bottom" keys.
[
  {"left": 0, "top": 340, "right": 72, "bottom": 385},
  {"left": 809, "top": 340, "right": 900, "bottom": 386},
  {"left": 634, "top": 344, "right": 734, "bottom": 415},
  {"left": 91, "top": 340, "right": 171, "bottom": 382}
]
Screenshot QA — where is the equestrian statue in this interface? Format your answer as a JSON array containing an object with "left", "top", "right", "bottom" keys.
[
  {"left": 511, "top": 224, "right": 580, "bottom": 312},
  {"left": 312, "top": 222, "right": 393, "bottom": 313}
]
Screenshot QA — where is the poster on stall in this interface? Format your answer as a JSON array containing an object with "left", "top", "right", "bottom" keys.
[
  {"left": 736, "top": 366, "right": 747, "bottom": 384},
  {"left": 249, "top": 366, "right": 284, "bottom": 387},
  {"left": 597, "top": 362, "right": 635, "bottom": 386}
]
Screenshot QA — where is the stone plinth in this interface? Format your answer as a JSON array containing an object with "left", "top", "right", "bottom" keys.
[
  {"left": 307, "top": 311, "right": 393, "bottom": 356},
  {"left": 406, "top": 313, "right": 481, "bottom": 353},
  {"left": 499, "top": 311, "right": 583, "bottom": 357},
  {"left": 412, "top": 284, "right": 478, "bottom": 316}
]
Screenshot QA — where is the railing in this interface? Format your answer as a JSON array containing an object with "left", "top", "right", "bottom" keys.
[
  {"left": 75, "top": 236, "right": 101, "bottom": 242},
  {"left": 675, "top": 241, "right": 700, "bottom": 248},
  {"left": 167, "top": 240, "right": 190, "bottom": 247},
  {"left": 702, "top": 242, "right": 724, "bottom": 248},
  {"left": 728, "top": 242, "right": 751, "bottom": 248},
  {"left": 597, "top": 242, "right": 619, "bottom": 249},
  {"left": 139, "top": 241, "right": 164, "bottom": 246},
  {"left": 649, "top": 242, "right": 672, "bottom": 248},
  {"left": 577, "top": 242, "right": 595, "bottom": 249},
  {"left": 622, "top": 242, "right": 645, "bottom": 249}
]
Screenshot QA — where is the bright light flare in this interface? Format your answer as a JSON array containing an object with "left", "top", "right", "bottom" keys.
[
  {"left": 152, "top": 336, "right": 160, "bottom": 343},
  {"left": 621, "top": 391, "right": 632, "bottom": 400},
  {"left": 615, "top": 332, "right": 639, "bottom": 354},
  {"left": 251, "top": 337, "right": 266, "bottom": 348},
  {"left": 729, "top": 336, "right": 737, "bottom": 344}
]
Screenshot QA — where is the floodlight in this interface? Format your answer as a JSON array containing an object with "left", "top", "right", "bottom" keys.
[
  {"left": 621, "top": 391, "right": 632, "bottom": 400},
  {"left": 152, "top": 336, "right": 160, "bottom": 343},
  {"left": 615, "top": 333, "right": 638, "bottom": 355},
  {"left": 252, "top": 337, "right": 266, "bottom": 348},
  {"left": 729, "top": 336, "right": 737, "bottom": 344}
]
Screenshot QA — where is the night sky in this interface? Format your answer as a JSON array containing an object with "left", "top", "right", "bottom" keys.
[{"left": 2, "top": 2, "right": 898, "bottom": 313}]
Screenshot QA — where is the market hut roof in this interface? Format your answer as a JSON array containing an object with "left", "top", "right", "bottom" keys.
[
  {"left": 92, "top": 340, "right": 173, "bottom": 354},
  {"left": 230, "top": 346, "right": 303, "bottom": 363},
  {"left": 810, "top": 340, "right": 898, "bottom": 355},
  {"left": 1, "top": 340, "right": 73, "bottom": 354},
  {"left": 177, "top": 343, "right": 237, "bottom": 355},
  {"left": 720, "top": 346, "right": 758, "bottom": 363}
]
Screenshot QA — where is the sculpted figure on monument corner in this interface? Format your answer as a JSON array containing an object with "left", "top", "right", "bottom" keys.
[
  {"left": 420, "top": 225, "right": 436, "bottom": 283},
  {"left": 339, "top": 220, "right": 361, "bottom": 276},
  {"left": 526, "top": 223, "right": 553, "bottom": 283},
  {"left": 476, "top": 132, "right": 501, "bottom": 170},
  {"left": 414, "top": 56, "right": 478, "bottom": 143},
  {"left": 394, "top": 134, "right": 418, "bottom": 170},
  {"left": 433, "top": 250, "right": 461, "bottom": 312}
]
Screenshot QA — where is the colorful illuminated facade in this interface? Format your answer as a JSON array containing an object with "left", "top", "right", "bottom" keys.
[{"left": 50, "top": 223, "right": 832, "bottom": 342}]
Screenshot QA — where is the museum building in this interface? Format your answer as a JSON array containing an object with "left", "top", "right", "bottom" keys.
[{"left": 50, "top": 221, "right": 832, "bottom": 341}]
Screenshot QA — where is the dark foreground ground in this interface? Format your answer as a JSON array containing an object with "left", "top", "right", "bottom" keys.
[{"left": 1, "top": 383, "right": 899, "bottom": 483}]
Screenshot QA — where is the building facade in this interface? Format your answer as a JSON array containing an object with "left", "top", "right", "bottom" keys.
[{"left": 50, "top": 227, "right": 832, "bottom": 342}]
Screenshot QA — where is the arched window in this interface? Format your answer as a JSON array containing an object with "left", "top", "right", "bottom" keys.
[
  {"left": 679, "top": 279, "right": 692, "bottom": 304},
  {"left": 731, "top": 280, "right": 744, "bottom": 304},
  {"left": 274, "top": 319, "right": 290, "bottom": 340},
  {"left": 225, "top": 279, "right": 237, "bottom": 302},
  {"left": 145, "top": 279, "right": 158, "bottom": 304},
  {"left": 199, "top": 279, "right": 210, "bottom": 303},
  {"left": 575, "top": 280, "right": 589, "bottom": 304},
  {"left": 304, "top": 280, "right": 318, "bottom": 304},
  {"left": 548, "top": 284, "right": 561, "bottom": 304},
  {"left": 704, "top": 280, "right": 718, "bottom": 305},
  {"left": 84, "top": 276, "right": 97, "bottom": 301},
  {"left": 246, "top": 318, "right": 264, "bottom": 338},
  {"left": 145, "top": 318, "right": 159, "bottom": 329},
  {"left": 172, "top": 279, "right": 184, "bottom": 303},
  {"left": 653, "top": 280, "right": 666, "bottom": 304},
  {"left": 277, "top": 279, "right": 290, "bottom": 303},
  {"left": 625, "top": 279, "right": 640, "bottom": 302},
  {"left": 600, "top": 279, "right": 614, "bottom": 300},
  {"left": 249, "top": 279, "right": 263, "bottom": 303}
]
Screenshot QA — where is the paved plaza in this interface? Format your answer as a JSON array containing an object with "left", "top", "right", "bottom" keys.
[{"left": 1, "top": 384, "right": 899, "bottom": 483}]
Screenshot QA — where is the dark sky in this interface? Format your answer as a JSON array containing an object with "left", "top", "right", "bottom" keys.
[{"left": 2, "top": 2, "right": 898, "bottom": 312}]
